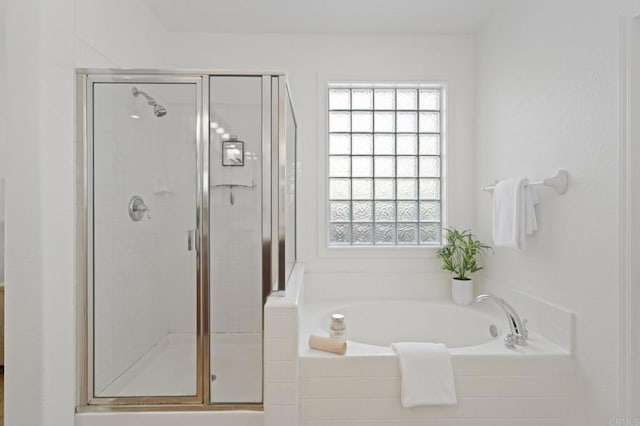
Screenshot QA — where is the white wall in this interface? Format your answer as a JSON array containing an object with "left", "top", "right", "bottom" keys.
[
  {"left": 9, "top": 0, "right": 640, "bottom": 423},
  {"left": 0, "top": 0, "right": 5, "bottom": 179},
  {"left": 474, "top": 1, "right": 640, "bottom": 425},
  {"left": 630, "top": 16, "right": 640, "bottom": 421},
  {"left": 5, "top": 0, "right": 76, "bottom": 424},
  {"left": 0, "top": 0, "right": 5, "bottom": 282},
  {"left": 75, "top": 0, "right": 169, "bottom": 68},
  {"left": 5, "top": 0, "right": 170, "bottom": 423},
  {"left": 164, "top": 33, "right": 476, "bottom": 278}
]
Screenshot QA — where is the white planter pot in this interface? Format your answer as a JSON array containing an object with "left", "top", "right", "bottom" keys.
[{"left": 451, "top": 278, "right": 474, "bottom": 305}]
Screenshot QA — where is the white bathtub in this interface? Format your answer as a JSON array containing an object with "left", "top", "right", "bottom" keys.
[
  {"left": 316, "top": 300, "right": 502, "bottom": 348},
  {"left": 298, "top": 298, "right": 576, "bottom": 425}
]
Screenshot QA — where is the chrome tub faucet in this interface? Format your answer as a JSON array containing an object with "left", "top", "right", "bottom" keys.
[{"left": 475, "top": 294, "right": 528, "bottom": 349}]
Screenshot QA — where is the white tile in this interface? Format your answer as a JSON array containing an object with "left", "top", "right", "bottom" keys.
[
  {"left": 452, "top": 355, "right": 575, "bottom": 376},
  {"left": 301, "top": 376, "right": 398, "bottom": 399},
  {"left": 265, "top": 338, "right": 297, "bottom": 361},
  {"left": 305, "top": 420, "right": 570, "bottom": 426},
  {"left": 300, "top": 356, "right": 398, "bottom": 378},
  {"left": 301, "top": 396, "right": 576, "bottom": 420},
  {"left": 264, "top": 382, "right": 298, "bottom": 406},
  {"left": 264, "top": 405, "right": 297, "bottom": 426},
  {"left": 265, "top": 314, "right": 297, "bottom": 339},
  {"left": 301, "top": 374, "right": 576, "bottom": 400},
  {"left": 265, "top": 360, "right": 298, "bottom": 383},
  {"left": 264, "top": 383, "right": 279, "bottom": 406},
  {"left": 302, "top": 354, "right": 573, "bottom": 379},
  {"left": 455, "top": 375, "right": 577, "bottom": 397},
  {"left": 280, "top": 382, "right": 298, "bottom": 405}
]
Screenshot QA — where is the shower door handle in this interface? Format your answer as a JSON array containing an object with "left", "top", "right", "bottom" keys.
[{"left": 188, "top": 230, "right": 194, "bottom": 251}]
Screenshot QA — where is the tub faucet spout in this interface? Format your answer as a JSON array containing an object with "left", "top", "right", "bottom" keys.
[{"left": 475, "top": 294, "right": 528, "bottom": 349}]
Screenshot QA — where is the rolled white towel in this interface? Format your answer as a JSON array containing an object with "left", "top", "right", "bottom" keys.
[{"left": 308, "top": 335, "right": 347, "bottom": 355}]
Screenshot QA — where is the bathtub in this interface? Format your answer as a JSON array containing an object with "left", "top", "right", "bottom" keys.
[
  {"left": 312, "top": 300, "right": 502, "bottom": 349},
  {"left": 298, "top": 298, "right": 577, "bottom": 425}
]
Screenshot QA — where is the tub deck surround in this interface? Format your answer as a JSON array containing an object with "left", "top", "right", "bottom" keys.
[
  {"left": 299, "top": 332, "right": 576, "bottom": 425},
  {"left": 263, "top": 263, "right": 304, "bottom": 426},
  {"left": 297, "top": 276, "right": 576, "bottom": 426},
  {"left": 477, "top": 280, "right": 576, "bottom": 353}
]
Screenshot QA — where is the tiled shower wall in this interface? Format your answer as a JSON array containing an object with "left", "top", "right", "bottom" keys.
[
  {"left": 92, "top": 84, "right": 197, "bottom": 393},
  {"left": 209, "top": 172, "right": 261, "bottom": 334}
]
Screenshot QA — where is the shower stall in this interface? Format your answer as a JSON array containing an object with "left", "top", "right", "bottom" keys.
[{"left": 76, "top": 70, "right": 297, "bottom": 409}]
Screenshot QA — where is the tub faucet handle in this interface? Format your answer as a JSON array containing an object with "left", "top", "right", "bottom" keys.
[
  {"left": 514, "top": 319, "right": 528, "bottom": 345},
  {"left": 504, "top": 332, "right": 516, "bottom": 349}
]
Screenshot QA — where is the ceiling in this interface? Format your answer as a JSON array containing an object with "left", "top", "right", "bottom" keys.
[{"left": 142, "top": 0, "right": 504, "bottom": 35}]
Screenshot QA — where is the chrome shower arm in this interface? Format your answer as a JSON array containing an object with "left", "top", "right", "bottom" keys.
[
  {"left": 132, "top": 87, "right": 167, "bottom": 117},
  {"left": 132, "top": 87, "right": 155, "bottom": 105}
]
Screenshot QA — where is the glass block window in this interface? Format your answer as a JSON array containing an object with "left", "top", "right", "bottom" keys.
[{"left": 328, "top": 85, "right": 442, "bottom": 246}]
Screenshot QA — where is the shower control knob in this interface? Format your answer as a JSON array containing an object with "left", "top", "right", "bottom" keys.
[{"left": 128, "top": 195, "right": 151, "bottom": 222}]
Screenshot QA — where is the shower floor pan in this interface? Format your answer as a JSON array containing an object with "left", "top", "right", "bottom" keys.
[
  {"left": 99, "top": 333, "right": 262, "bottom": 402},
  {"left": 100, "top": 333, "right": 196, "bottom": 397}
]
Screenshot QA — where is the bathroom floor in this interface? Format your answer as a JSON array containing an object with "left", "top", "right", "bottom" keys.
[{"left": 98, "top": 333, "right": 262, "bottom": 403}]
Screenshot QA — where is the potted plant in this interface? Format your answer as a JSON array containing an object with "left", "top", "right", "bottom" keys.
[{"left": 436, "top": 228, "right": 491, "bottom": 305}]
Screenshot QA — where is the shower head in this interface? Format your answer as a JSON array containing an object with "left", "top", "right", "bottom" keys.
[
  {"left": 154, "top": 104, "right": 167, "bottom": 117},
  {"left": 132, "top": 87, "right": 167, "bottom": 118}
]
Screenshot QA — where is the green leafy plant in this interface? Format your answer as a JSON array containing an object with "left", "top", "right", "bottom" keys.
[{"left": 436, "top": 228, "right": 491, "bottom": 280}]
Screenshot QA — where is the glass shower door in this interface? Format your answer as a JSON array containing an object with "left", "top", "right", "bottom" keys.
[
  {"left": 91, "top": 79, "right": 201, "bottom": 401},
  {"left": 208, "top": 76, "right": 264, "bottom": 403}
]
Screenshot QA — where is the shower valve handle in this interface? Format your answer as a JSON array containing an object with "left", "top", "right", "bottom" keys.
[
  {"left": 128, "top": 195, "right": 151, "bottom": 222},
  {"left": 134, "top": 203, "right": 151, "bottom": 218}
]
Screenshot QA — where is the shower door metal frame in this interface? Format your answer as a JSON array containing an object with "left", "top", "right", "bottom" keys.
[
  {"left": 77, "top": 69, "right": 294, "bottom": 411},
  {"left": 79, "top": 72, "right": 207, "bottom": 407}
]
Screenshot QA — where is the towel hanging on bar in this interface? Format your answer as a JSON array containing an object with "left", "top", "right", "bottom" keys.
[
  {"left": 482, "top": 169, "right": 569, "bottom": 195},
  {"left": 492, "top": 178, "right": 538, "bottom": 250}
]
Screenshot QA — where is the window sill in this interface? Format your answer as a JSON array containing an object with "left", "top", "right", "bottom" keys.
[{"left": 320, "top": 244, "right": 441, "bottom": 259}]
